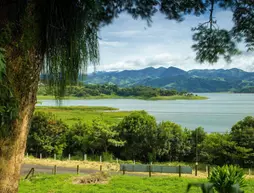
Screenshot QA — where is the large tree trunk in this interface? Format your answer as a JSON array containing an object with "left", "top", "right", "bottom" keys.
[
  {"left": 0, "top": 2, "right": 43, "bottom": 192},
  {"left": 0, "top": 96, "right": 37, "bottom": 192},
  {"left": 0, "top": 53, "right": 42, "bottom": 193}
]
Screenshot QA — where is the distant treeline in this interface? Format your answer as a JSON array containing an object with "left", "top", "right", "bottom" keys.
[
  {"left": 235, "top": 87, "right": 254, "bottom": 93},
  {"left": 38, "top": 84, "right": 195, "bottom": 98},
  {"left": 27, "top": 111, "right": 254, "bottom": 167}
]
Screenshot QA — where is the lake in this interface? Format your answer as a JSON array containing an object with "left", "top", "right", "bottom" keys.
[{"left": 37, "top": 93, "right": 254, "bottom": 132}]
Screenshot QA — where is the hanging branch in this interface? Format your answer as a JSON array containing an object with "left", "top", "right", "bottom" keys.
[{"left": 209, "top": 0, "right": 215, "bottom": 29}]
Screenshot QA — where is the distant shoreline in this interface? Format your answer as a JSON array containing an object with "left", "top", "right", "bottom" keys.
[{"left": 37, "top": 95, "right": 208, "bottom": 101}]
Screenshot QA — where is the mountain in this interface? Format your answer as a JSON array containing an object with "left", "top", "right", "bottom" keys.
[{"left": 85, "top": 67, "right": 254, "bottom": 92}]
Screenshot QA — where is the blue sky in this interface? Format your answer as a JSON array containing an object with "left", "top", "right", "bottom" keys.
[{"left": 88, "top": 9, "right": 254, "bottom": 73}]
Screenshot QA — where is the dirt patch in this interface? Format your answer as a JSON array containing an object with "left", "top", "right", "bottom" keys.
[{"left": 73, "top": 172, "right": 110, "bottom": 185}]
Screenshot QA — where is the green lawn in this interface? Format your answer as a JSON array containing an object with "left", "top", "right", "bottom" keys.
[
  {"left": 37, "top": 94, "right": 208, "bottom": 100},
  {"left": 35, "top": 106, "right": 131, "bottom": 126},
  {"left": 19, "top": 174, "right": 254, "bottom": 193}
]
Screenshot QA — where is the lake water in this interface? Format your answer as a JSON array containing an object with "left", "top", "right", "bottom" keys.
[{"left": 37, "top": 93, "right": 254, "bottom": 132}]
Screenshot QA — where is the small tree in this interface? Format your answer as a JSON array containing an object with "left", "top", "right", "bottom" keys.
[
  {"left": 117, "top": 111, "right": 157, "bottom": 162},
  {"left": 27, "top": 112, "right": 68, "bottom": 157}
]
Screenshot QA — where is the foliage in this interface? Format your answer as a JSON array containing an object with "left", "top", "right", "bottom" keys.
[
  {"left": 187, "top": 165, "right": 246, "bottom": 193},
  {"left": 65, "top": 119, "right": 124, "bottom": 157},
  {"left": 156, "top": 121, "right": 188, "bottom": 162},
  {"left": 28, "top": 108, "right": 254, "bottom": 165},
  {"left": 231, "top": 116, "right": 254, "bottom": 166},
  {"left": 192, "top": 26, "right": 239, "bottom": 63},
  {"left": 116, "top": 111, "right": 158, "bottom": 162},
  {"left": 0, "top": 48, "right": 5, "bottom": 79},
  {"left": 200, "top": 133, "right": 251, "bottom": 166},
  {"left": 209, "top": 165, "right": 246, "bottom": 193},
  {"left": 27, "top": 112, "right": 68, "bottom": 156},
  {"left": 0, "top": 84, "right": 19, "bottom": 139},
  {"left": 38, "top": 84, "right": 196, "bottom": 99}
]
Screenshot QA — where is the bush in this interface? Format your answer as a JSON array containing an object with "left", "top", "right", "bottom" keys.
[
  {"left": 209, "top": 165, "right": 246, "bottom": 193},
  {"left": 27, "top": 112, "right": 68, "bottom": 157}
]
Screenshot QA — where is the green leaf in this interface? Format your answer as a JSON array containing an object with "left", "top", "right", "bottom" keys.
[{"left": 0, "top": 47, "right": 6, "bottom": 80}]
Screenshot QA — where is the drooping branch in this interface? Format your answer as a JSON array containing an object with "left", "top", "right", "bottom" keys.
[{"left": 209, "top": 0, "right": 215, "bottom": 29}]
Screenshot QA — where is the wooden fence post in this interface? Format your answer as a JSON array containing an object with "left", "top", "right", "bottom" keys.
[
  {"left": 68, "top": 154, "right": 71, "bottom": 161},
  {"left": 54, "top": 165, "right": 57, "bottom": 175},
  {"left": 54, "top": 154, "right": 56, "bottom": 160},
  {"left": 100, "top": 165, "right": 102, "bottom": 171},
  {"left": 195, "top": 163, "right": 198, "bottom": 176},
  {"left": 100, "top": 156, "right": 102, "bottom": 163},
  {"left": 123, "top": 165, "right": 125, "bottom": 175},
  {"left": 40, "top": 153, "right": 42, "bottom": 159},
  {"left": 149, "top": 165, "right": 152, "bottom": 177},
  {"left": 249, "top": 168, "right": 251, "bottom": 176},
  {"left": 179, "top": 165, "right": 181, "bottom": 177},
  {"left": 208, "top": 165, "right": 210, "bottom": 177},
  {"left": 84, "top": 154, "right": 87, "bottom": 161},
  {"left": 76, "top": 165, "right": 79, "bottom": 174}
]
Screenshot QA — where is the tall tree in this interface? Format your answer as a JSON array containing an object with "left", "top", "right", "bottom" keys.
[{"left": 0, "top": 0, "right": 253, "bottom": 192}]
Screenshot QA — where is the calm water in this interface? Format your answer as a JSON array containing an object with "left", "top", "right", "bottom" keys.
[{"left": 37, "top": 93, "right": 254, "bottom": 132}]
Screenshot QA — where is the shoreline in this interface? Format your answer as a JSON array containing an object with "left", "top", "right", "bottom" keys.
[{"left": 37, "top": 95, "right": 208, "bottom": 101}]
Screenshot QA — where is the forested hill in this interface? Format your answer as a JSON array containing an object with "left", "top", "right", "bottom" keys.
[{"left": 86, "top": 67, "right": 254, "bottom": 93}]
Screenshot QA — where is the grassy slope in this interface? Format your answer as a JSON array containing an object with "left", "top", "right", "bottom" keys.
[
  {"left": 35, "top": 106, "right": 131, "bottom": 126},
  {"left": 19, "top": 174, "right": 254, "bottom": 193},
  {"left": 37, "top": 94, "right": 208, "bottom": 100}
]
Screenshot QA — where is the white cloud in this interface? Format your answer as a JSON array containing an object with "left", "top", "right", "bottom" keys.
[
  {"left": 99, "top": 40, "right": 127, "bottom": 47},
  {"left": 87, "top": 10, "right": 254, "bottom": 73},
  {"left": 108, "top": 30, "right": 142, "bottom": 38}
]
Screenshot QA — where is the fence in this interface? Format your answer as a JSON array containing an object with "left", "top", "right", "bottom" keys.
[
  {"left": 120, "top": 164, "right": 192, "bottom": 177},
  {"left": 24, "top": 152, "right": 253, "bottom": 177}
]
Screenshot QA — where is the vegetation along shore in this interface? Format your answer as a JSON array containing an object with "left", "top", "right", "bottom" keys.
[{"left": 37, "top": 84, "right": 208, "bottom": 100}]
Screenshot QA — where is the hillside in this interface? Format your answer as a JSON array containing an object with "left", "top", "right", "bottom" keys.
[{"left": 86, "top": 67, "right": 254, "bottom": 92}]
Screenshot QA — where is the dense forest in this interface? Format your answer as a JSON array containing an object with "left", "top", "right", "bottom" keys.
[
  {"left": 38, "top": 84, "right": 196, "bottom": 98},
  {"left": 27, "top": 111, "right": 254, "bottom": 168}
]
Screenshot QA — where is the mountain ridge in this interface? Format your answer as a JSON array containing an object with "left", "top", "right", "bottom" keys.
[{"left": 86, "top": 66, "right": 254, "bottom": 92}]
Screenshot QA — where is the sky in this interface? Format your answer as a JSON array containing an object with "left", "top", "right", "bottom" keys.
[{"left": 88, "top": 9, "right": 254, "bottom": 73}]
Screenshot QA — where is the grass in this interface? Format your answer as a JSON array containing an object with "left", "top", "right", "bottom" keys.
[
  {"left": 37, "top": 94, "right": 208, "bottom": 101},
  {"left": 35, "top": 106, "right": 131, "bottom": 126},
  {"left": 19, "top": 174, "right": 254, "bottom": 193}
]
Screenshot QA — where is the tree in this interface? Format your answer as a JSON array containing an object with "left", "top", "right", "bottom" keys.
[
  {"left": 90, "top": 119, "right": 124, "bottom": 154},
  {"left": 65, "top": 122, "right": 91, "bottom": 157},
  {"left": 157, "top": 121, "right": 188, "bottom": 162},
  {"left": 0, "top": 0, "right": 253, "bottom": 192},
  {"left": 117, "top": 111, "right": 158, "bottom": 162},
  {"left": 200, "top": 133, "right": 251, "bottom": 166},
  {"left": 187, "top": 127, "right": 207, "bottom": 162},
  {"left": 67, "top": 120, "right": 124, "bottom": 157},
  {"left": 231, "top": 116, "right": 254, "bottom": 166},
  {"left": 27, "top": 112, "right": 68, "bottom": 157}
]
